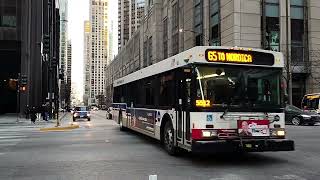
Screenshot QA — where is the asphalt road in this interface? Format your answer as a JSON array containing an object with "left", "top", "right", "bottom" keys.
[{"left": 1, "top": 111, "right": 320, "bottom": 180}]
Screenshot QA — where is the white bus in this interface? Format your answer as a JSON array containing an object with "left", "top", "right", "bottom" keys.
[
  {"left": 301, "top": 93, "right": 320, "bottom": 114},
  {"left": 112, "top": 46, "right": 294, "bottom": 155}
]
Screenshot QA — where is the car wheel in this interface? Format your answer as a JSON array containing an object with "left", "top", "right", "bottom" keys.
[
  {"left": 308, "top": 122, "right": 315, "bottom": 126},
  {"left": 87, "top": 118, "right": 91, "bottom": 121},
  {"left": 163, "top": 121, "right": 177, "bottom": 155},
  {"left": 291, "top": 117, "right": 301, "bottom": 126},
  {"left": 73, "top": 117, "right": 76, "bottom": 122}
]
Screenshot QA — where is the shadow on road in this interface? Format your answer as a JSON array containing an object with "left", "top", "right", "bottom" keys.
[{"left": 118, "top": 127, "right": 289, "bottom": 167}]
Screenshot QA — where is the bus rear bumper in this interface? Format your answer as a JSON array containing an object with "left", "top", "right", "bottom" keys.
[{"left": 191, "top": 139, "right": 295, "bottom": 153}]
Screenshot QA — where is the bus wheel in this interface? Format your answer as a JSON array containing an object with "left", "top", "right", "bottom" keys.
[
  {"left": 164, "top": 121, "right": 177, "bottom": 155},
  {"left": 291, "top": 117, "right": 301, "bottom": 126}
]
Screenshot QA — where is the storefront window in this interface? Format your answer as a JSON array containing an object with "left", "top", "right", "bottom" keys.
[
  {"left": 262, "top": 0, "right": 280, "bottom": 51},
  {"left": 209, "top": 0, "right": 220, "bottom": 46}
]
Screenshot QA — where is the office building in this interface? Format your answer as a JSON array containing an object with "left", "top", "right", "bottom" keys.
[
  {"left": 59, "top": 0, "right": 68, "bottom": 108},
  {"left": 83, "top": 21, "right": 91, "bottom": 106},
  {"left": 89, "top": 0, "right": 108, "bottom": 105},
  {"left": 106, "top": 0, "right": 320, "bottom": 107},
  {"left": 118, "top": 0, "right": 145, "bottom": 50},
  {"left": 0, "top": 0, "right": 60, "bottom": 114},
  {"left": 65, "top": 40, "right": 72, "bottom": 107}
]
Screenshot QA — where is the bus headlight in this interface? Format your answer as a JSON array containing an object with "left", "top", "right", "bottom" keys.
[
  {"left": 271, "top": 129, "right": 285, "bottom": 137},
  {"left": 202, "top": 130, "right": 217, "bottom": 137},
  {"left": 277, "top": 130, "right": 285, "bottom": 136}
]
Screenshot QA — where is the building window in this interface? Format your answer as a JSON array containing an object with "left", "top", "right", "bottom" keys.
[
  {"left": 194, "top": 0, "right": 203, "bottom": 46},
  {"left": 172, "top": 3, "right": 179, "bottom": 55},
  {"left": 262, "top": 0, "right": 280, "bottom": 51},
  {"left": 143, "top": 40, "right": 148, "bottom": 67},
  {"left": 163, "top": 18, "right": 168, "bottom": 59},
  {"left": 0, "top": 16, "right": 16, "bottom": 27},
  {"left": 209, "top": 0, "right": 220, "bottom": 46},
  {"left": 149, "top": 36, "right": 153, "bottom": 65},
  {"left": 291, "top": 0, "right": 306, "bottom": 63}
]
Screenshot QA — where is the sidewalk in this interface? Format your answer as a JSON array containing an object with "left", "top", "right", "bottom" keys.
[{"left": 0, "top": 112, "right": 68, "bottom": 126}]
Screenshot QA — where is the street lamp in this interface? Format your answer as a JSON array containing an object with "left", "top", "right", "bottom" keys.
[{"left": 179, "top": 28, "right": 210, "bottom": 44}]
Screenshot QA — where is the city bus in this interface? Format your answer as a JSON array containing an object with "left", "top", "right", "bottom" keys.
[
  {"left": 301, "top": 93, "right": 320, "bottom": 114},
  {"left": 111, "top": 46, "right": 294, "bottom": 155}
]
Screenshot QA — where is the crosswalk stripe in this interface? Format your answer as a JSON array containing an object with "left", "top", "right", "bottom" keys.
[
  {"left": 0, "top": 139, "right": 23, "bottom": 143},
  {"left": 0, "top": 127, "right": 30, "bottom": 151}
]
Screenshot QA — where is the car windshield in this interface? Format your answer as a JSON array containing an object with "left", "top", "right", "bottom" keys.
[
  {"left": 75, "top": 107, "right": 88, "bottom": 111},
  {"left": 286, "top": 105, "right": 303, "bottom": 112},
  {"left": 195, "top": 66, "right": 282, "bottom": 110}
]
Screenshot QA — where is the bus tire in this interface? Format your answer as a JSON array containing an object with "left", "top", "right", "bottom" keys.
[{"left": 163, "top": 121, "right": 177, "bottom": 155}]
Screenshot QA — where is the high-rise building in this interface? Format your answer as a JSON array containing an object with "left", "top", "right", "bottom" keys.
[
  {"left": 89, "top": 0, "right": 108, "bottom": 105},
  {"left": 83, "top": 21, "right": 91, "bottom": 106},
  {"left": 108, "top": 20, "right": 114, "bottom": 63},
  {"left": 59, "top": 0, "right": 68, "bottom": 108},
  {"left": 107, "top": 0, "right": 320, "bottom": 107},
  {"left": 118, "top": 0, "right": 145, "bottom": 50},
  {"left": 66, "top": 40, "right": 72, "bottom": 107}
]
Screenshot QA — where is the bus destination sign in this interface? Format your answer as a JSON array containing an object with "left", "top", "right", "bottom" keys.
[{"left": 205, "top": 49, "right": 275, "bottom": 66}]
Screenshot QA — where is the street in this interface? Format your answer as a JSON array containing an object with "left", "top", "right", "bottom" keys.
[{"left": 0, "top": 111, "right": 319, "bottom": 180}]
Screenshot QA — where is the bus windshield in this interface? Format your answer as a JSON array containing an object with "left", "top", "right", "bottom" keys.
[{"left": 195, "top": 66, "right": 282, "bottom": 111}]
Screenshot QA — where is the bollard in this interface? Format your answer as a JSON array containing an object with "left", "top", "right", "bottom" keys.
[{"left": 149, "top": 175, "right": 157, "bottom": 180}]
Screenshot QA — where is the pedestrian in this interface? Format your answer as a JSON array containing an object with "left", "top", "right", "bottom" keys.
[
  {"left": 25, "top": 105, "right": 30, "bottom": 119},
  {"left": 30, "top": 106, "right": 37, "bottom": 124},
  {"left": 44, "top": 103, "right": 49, "bottom": 121}
]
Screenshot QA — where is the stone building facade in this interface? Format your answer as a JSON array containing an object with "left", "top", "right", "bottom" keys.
[{"left": 106, "top": 0, "right": 320, "bottom": 107}]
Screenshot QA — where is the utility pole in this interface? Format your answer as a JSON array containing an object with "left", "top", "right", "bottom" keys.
[{"left": 286, "top": 0, "right": 292, "bottom": 105}]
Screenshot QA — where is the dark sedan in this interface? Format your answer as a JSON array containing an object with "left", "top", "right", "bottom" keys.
[{"left": 285, "top": 105, "right": 320, "bottom": 126}]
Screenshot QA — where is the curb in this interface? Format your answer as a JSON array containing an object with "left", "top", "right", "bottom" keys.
[{"left": 40, "top": 124, "right": 80, "bottom": 132}]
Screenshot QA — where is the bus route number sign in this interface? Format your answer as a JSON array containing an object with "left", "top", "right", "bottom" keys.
[
  {"left": 206, "top": 50, "right": 252, "bottom": 64},
  {"left": 205, "top": 49, "right": 275, "bottom": 66}
]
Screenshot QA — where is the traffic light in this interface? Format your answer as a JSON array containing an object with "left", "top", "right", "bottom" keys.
[
  {"left": 20, "top": 75, "right": 28, "bottom": 86},
  {"left": 43, "top": 34, "right": 50, "bottom": 54}
]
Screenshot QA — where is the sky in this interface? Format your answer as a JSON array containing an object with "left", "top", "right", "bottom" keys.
[{"left": 68, "top": 0, "right": 118, "bottom": 100}]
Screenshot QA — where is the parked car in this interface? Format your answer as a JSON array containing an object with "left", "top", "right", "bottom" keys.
[
  {"left": 72, "top": 106, "right": 91, "bottom": 122},
  {"left": 285, "top": 105, "right": 320, "bottom": 126}
]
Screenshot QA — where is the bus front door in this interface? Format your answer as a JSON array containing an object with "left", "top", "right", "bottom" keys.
[{"left": 176, "top": 69, "right": 192, "bottom": 145}]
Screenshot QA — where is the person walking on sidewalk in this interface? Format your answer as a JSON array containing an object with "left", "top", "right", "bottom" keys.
[
  {"left": 41, "top": 103, "right": 49, "bottom": 121},
  {"left": 24, "top": 105, "right": 30, "bottom": 119},
  {"left": 30, "top": 106, "right": 37, "bottom": 124}
]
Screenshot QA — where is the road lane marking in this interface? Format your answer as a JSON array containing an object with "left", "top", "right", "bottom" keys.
[
  {"left": 273, "top": 174, "right": 307, "bottom": 180},
  {"left": 149, "top": 175, "right": 157, "bottom": 180},
  {"left": 0, "top": 135, "right": 27, "bottom": 139}
]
